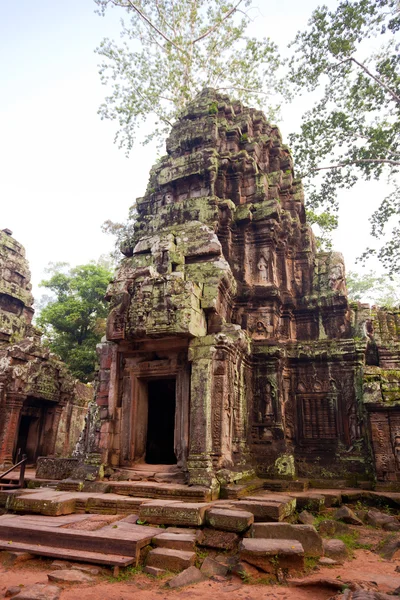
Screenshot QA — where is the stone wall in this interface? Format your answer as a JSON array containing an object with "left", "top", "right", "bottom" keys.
[{"left": 94, "top": 89, "right": 400, "bottom": 491}]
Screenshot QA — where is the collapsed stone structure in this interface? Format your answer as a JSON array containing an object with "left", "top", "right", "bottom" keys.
[
  {"left": 0, "top": 229, "right": 91, "bottom": 468},
  {"left": 95, "top": 89, "right": 400, "bottom": 493}
]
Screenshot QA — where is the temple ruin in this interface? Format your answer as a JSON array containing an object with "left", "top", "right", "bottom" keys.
[
  {"left": 0, "top": 229, "right": 91, "bottom": 468},
  {"left": 92, "top": 89, "right": 399, "bottom": 495}
]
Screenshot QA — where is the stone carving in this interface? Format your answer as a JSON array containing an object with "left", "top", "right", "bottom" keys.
[
  {"left": 0, "top": 229, "right": 91, "bottom": 468},
  {"left": 92, "top": 89, "right": 400, "bottom": 490}
]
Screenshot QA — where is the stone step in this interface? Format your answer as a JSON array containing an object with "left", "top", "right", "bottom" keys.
[
  {"left": 152, "top": 532, "right": 196, "bottom": 551},
  {"left": 0, "top": 514, "right": 158, "bottom": 561},
  {"left": 249, "top": 523, "right": 323, "bottom": 557},
  {"left": 146, "top": 547, "right": 196, "bottom": 573},
  {"left": 0, "top": 539, "right": 136, "bottom": 568},
  {"left": 232, "top": 496, "right": 296, "bottom": 522},
  {"left": 108, "top": 480, "right": 213, "bottom": 501},
  {"left": 220, "top": 478, "right": 265, "bottom": 500},
  {"left": 262, "top": 479, "right": 310, "bottom": 492},
  {"left": 206, "top": 508, "right": 254, "bottom": 532},
  {"left": 240, "top": 538, "right": 305, "bottom": 574},
  {"left": 139, "top": 500, "right": 210, "bottom": 526}
]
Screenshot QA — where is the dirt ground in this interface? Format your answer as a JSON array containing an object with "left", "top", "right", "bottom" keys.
[{"left": 1, "top": 549, "right": 399, "bottom": 600}]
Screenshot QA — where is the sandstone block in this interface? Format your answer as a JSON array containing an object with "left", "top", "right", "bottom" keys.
[
  {"left": 250, "top": 523, "right": 323, "bottom": 557},
  {"left": 232, "top": 561, "right": 260, "bottom": 579},
  {"left": 365, "top": 509, "right": 400, "bottom": 530},
  {"left": 319, "top": 557, "right": 339, "bottom": 566},
  {"left": 298, "top": 510, "right": 315, "bottom": 525},
  {"left": 47, "top": 569, "right": 94, "bottom": 583},
  {"left": 334, "top": 506, "right": 363, "bottom": 526},
  {"left": 14, "top": 584, "right": 61, "bottom": 600},
  {"left": 196, "top": 528, "right": 239, "bottom": 550},
  {"left": 2, "top": 551, "right": 34, "bottom": 565},
  {"left": 167, "top": 566, "right": 207, "bottom": 588},
  {"left": 146, "top": 547, "right": 196, "bottom": 573},
  {"left": 290, "top": 493, "right": 325, "bottom": 513},
  {"left": 240, "top": 538, "right": 304, "bottom": 573},
  {"left": 139, "top": 501, "right": 209, "bottom": 526},
  {"left": 6, "top": 587, "right": 23, "bottom": 598},
  {"left": 322, "top": 539, "right": 348, "bottom": 562},
  {"left": 233, "top": 499, "right": 293, "bottom": 522},
  {"left": 152, "top": 532, "right": 196, "bottom": 551},
  {"left": 200, "top": 556, "right": 228, "bottom": 578},
  {"left": 318, "top": 519, "right": 350, "bottom": 536},
  {"left": 10, "top": 492, "right": 76, "bottom": 516},
  {"left": 206, "top": 508, "right": 254, "bottom": 532}
]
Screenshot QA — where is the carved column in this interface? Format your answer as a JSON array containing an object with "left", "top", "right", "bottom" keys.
[{"left": 0, "top": 391, "right": 26, "bottom": 467}]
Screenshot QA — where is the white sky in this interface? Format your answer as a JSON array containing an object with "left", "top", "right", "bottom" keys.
[{"left": 0, "top": 0, "right": 392, "bottom": 306}]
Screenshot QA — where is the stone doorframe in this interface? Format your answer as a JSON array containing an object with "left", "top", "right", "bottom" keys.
[{"left": 122, "top": 355, "right": 190, "bottom": 470}]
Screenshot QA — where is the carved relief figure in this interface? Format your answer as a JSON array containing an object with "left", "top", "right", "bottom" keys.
[{"left": 394, "top": 435, "right": 400, "bottom": 470}]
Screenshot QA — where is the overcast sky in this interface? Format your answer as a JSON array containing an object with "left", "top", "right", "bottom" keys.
[{"left": 1, "top": 0, "right": 390, "bottom": 305}]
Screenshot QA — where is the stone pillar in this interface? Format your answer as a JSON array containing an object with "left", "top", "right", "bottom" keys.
[
  {"left": 0, "top": 391, "right": 26, "bottom": 468},
  {"left": 187, "top": 337, "right": 218, "bottom": 492}
]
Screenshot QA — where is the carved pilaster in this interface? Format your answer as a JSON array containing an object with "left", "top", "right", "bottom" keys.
[{"left": 0, "top": 392, "right": 26, "bottom": 467}]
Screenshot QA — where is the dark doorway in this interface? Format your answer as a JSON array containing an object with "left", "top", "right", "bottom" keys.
[
  {"left": 15, "top": 415, "right": 39, "bottom": 463},
  {"left": 145, "top": 379, "right": 176, "bottom": 464}
]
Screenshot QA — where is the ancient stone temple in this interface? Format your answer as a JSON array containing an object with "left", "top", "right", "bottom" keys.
[
  {"left": 0, "top": 229, "right": 90, "bottom": 468},
  {"left": 95, "top": 89, "right": 400, "bottom": 494}
]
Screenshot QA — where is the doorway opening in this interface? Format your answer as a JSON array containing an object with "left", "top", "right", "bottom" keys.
[
  {"left": 145, "top": 378, "right": 177, "bottom": 464},
  {"left": 15, "top": 415, "right": 40, "bottom": 463}
]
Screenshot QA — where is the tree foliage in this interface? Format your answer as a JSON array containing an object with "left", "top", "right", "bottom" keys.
[
  {"left": 37, "top": 262, "right": 113, "bottom": 382},
  {"left": 94, "top": 0, "right": 282, "bottom": 151},
  {"left": 346, "top": 269, "right": 400, "bottom": 306},
  {"left": 288, "top": 0, "right": 400, "bottom": 270}
]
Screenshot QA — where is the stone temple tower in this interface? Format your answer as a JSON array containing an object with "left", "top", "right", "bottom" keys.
[{"left": 95, "top": 89, "right": 400, "bottom": 495}]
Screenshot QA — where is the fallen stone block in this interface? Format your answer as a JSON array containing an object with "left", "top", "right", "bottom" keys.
[
  {"left": 322, "top": 539, "right": 348, "bottom": 562},
  {"left": 200, "top": 556, "right": 228, "bottom": 578},
  {"left": 146, "top": 547, "right": 196, "bottom": 572},
  {"left": 298, "top": 510, "right": 315, "bottom": 525},
  {"left": 71, "top": 564, "right": 101, "bottom": 575},
  {"left": 240, "top": 538, "right": 304, "bottom": 574},
  {"left": 232, "top": 499, "right": 294, "bottom": 522},
  {"left": 9, "top": 492, "right": 76, "bottom": 516},
  {"left": 250, "top": 523, "right": 323, "bottom": 557},
  {"left": 139, "top": 501, "right": 210, "bottom": 526},
  {"left": 47, "top": 569, "right": 94, "bottom": 583},
  {"left": 319, "top": 557, "right": 340, "bottom": 566},
  {"left": 196, "top": 527, "right": 239, "bottom": 550},
  {"left": 232, "top": 560, "right": 260, "bottom": 580},
  {"left": 6, "top": 587, "right": 23, "bottom": 598},
  {"left": 334, "top": 506, "right": 363, "bottom": 526},
  {"left": 318, "top": 519, "right": 350, "bottom": 536},
  {"left": 289, "top": 493, "right": 325, "bottom": 513},
  {"left": 365, "top": 509, "right": 400, "bottom": 530},
  {"left": 152, "top": 532, "right": 196, "bottom": 551},
  {"left": 12, "top": 584, "right": 61, "bottom": 600},
  {"left": 206, "top": 508, "right": 254, "bottom": 532},
  {"left": 167, "top": 566, "right": 207, "bottom": 588},
  {"left": 50, "top": 561, "right": 70, "bottom": 570},
  {"left": 2, "top": 551, "right": 34, "bottom": 565}
]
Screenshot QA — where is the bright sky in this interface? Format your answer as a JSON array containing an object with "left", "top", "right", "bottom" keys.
[{"left": 0, "top": 0, "right": 390, "bottom": 306}]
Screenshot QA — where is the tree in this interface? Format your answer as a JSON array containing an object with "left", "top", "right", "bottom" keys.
[
  {"left": 346, "top": 269, "right": 400, "bottom": 306},
  {"left": 36, "top": 262, "right": 113, "bottom": 382},
  {"left": 288, "top": 0, "right": 400, "bottom": 271},
  {"left": 94, "top": 0, "right": 282, "bottom": 151}
]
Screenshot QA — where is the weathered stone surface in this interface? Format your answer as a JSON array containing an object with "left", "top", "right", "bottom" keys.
[
  {"left": 152, "top": 532, "right": 196, "bottom": 551},
  {"left": 206, "top": 508, "right": 254, "bottom": 532},
  {"left": 71, "top": 564, "right": 101, "bottom": 575},
  {"left": 334, "top": 506, "right": 363, "bottom": 525},
  {"left": 233, "top": 499, "right": 294, "bottom": 522},
  {"left": 47, "top": 569, "right": 94, "bottom": 583},
  {"left": 200, "top": 556, "right": 228, "bottom": 578},
  {"left": 240, "top": 538, "right": 304, "bottom": 573},
  {"left": 365, "top": 509, "right": 400, "bottom": 530},
  {"left": 318, "top": 519, "right": 351, "bottom": 536},
  {"left": 5, "top": 587, "right": 23, "bottom": 598},
  {"left": 232, "top": 561, "right": 260, "bottom": 579},
  {"left": 298, "top": 510, "right": 315, "bottom": 525},
  {"left": 146, "top": 547, "right": 196, "bottom": 572},
  {"left": 9, "top": 491, "right": 76, "bottom": 516},
  {"left": 290, "top": 493, "right": 325, "bottom": 513},
  {"left": 10, "top": 585, "right": 61, "bottom": 600},
  {"left": 250, "top": 523, "right": 323, "bottom": 557},
  {"left": 2, "top": 550, "right": 34, "bottom": 565},
  {"left": 50, "top": 561, "right": 70, "bottom": 570},
  {"left": 167, "top": 566, "right": 207, "bottom": 588},
  {"left": 322, "top": 539, "right": 348, "bottom": 562},
  {"left": 139, "top": 501, "right": 209, "bottom": 526},
  {"left": 196, "top": 527, "right": 239, "bottom": 550},
  {"left": 318, "top": 557, "right": 339, "bottom": 566},
  {"left": 90, "top": 88, "right": 400, "bottom": 489}
]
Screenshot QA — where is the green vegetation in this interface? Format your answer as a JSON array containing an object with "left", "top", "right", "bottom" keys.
[
  {"left": 288, "top": 0, "right": 399, "bottom": 269},
  {"left": 347, "top": 271, "right": 400, "bottom": 306},
  {"left": 37, "top": 261, "right": 113, "bottom": 382},
  {"left": 94, "top": 0, "right": 282, "bottom": 152}
]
